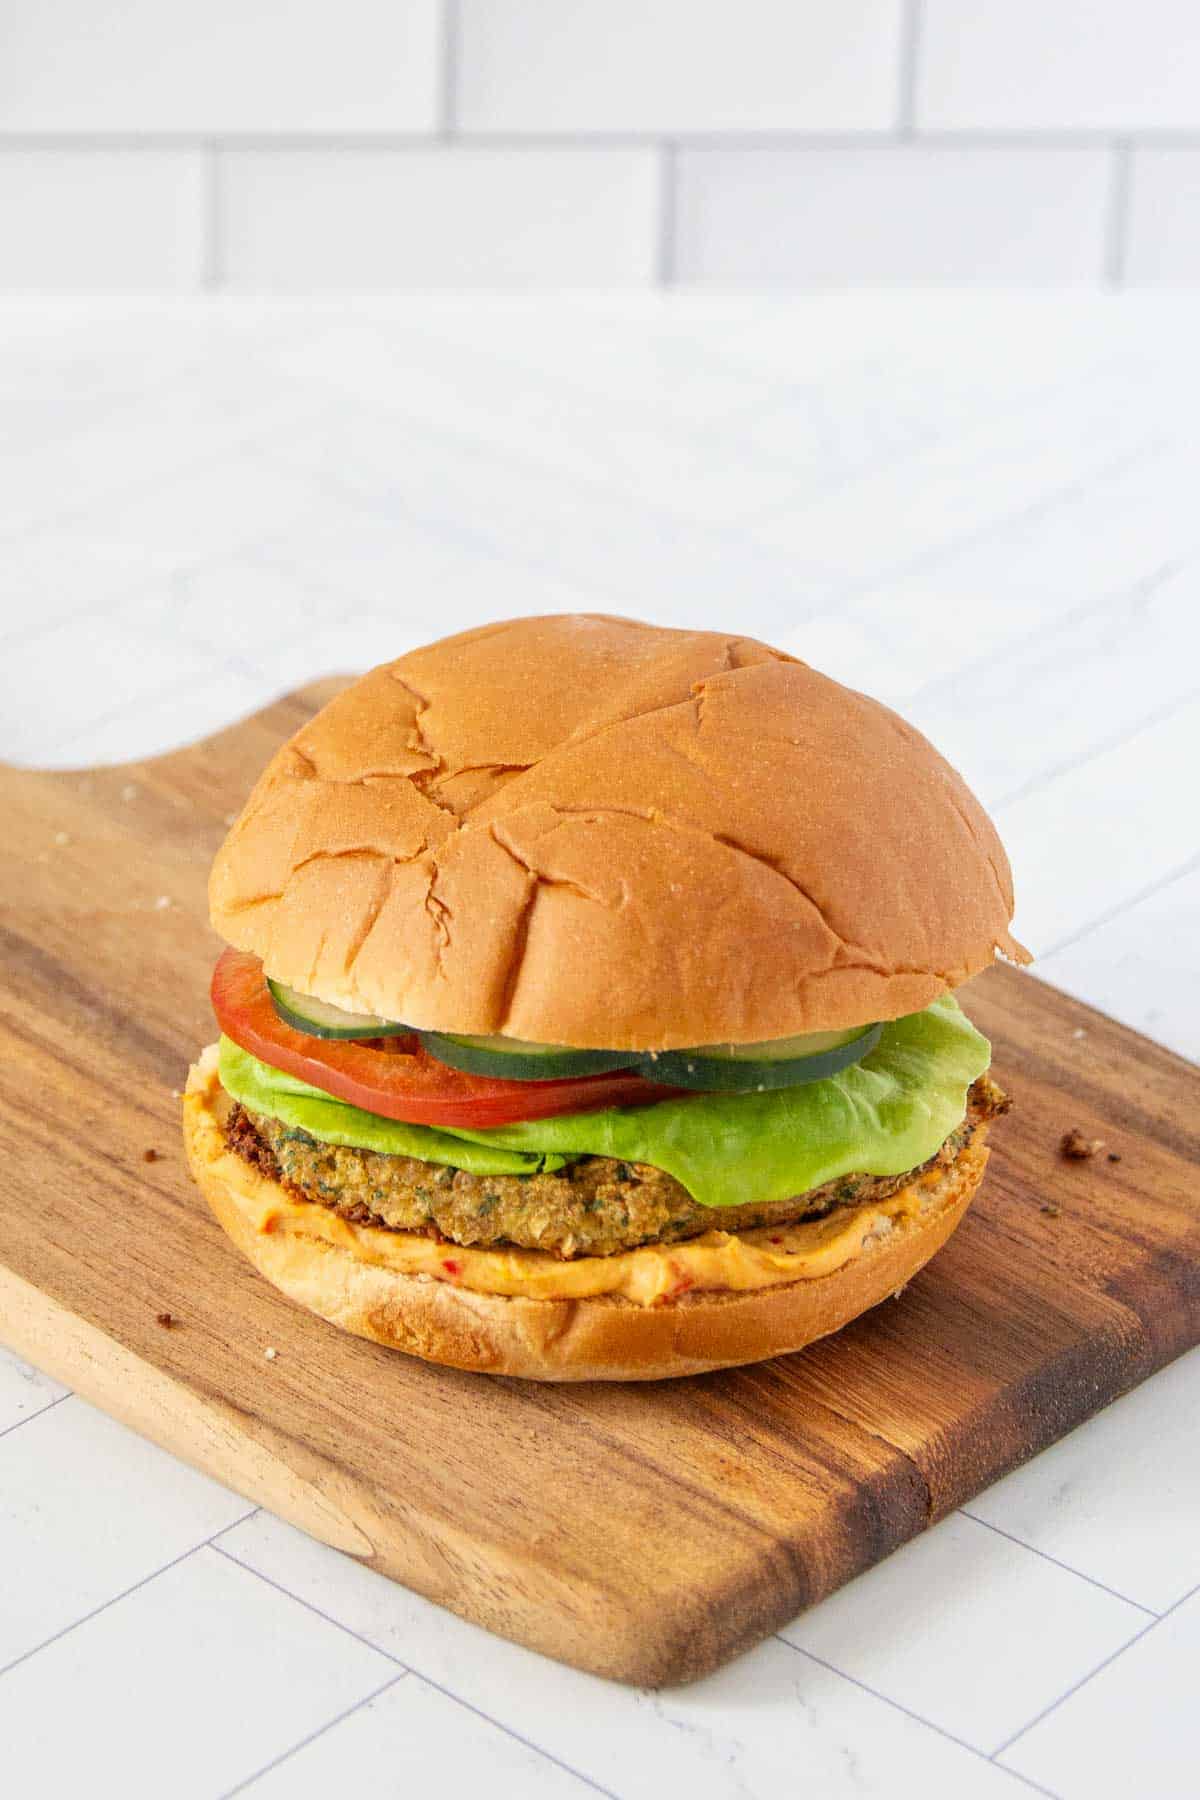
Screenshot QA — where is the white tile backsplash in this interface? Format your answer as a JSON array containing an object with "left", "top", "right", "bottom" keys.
[
  {"left": 674, "top": 146, "right": 1111, "bottom": 285},
  {"left": 0, "top": 151, "right": 205, "bottom": 292},
  {"left": 455, "top": 0, "right": 904, "bottom": 133},
  {"left": 1126, "top": 150, "right": 1200, "bottom": 285},
  {"left": 918, "top": 0, "right": 1200, "bottom": 131},
  {"left": 0, "top": 0, "right": 1195, "bottom": 288},
  {"left": 220, "top": 148, "right": 659, "bottom": 289},
  {"left": 0, "top": 0, "right": 442, "bottom": 132}
]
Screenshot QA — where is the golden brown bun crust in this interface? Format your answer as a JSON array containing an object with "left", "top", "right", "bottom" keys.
[
  {"left": 210, "top": 615, "right": 1028, "bottom": 1046},
  {"left": 184, "top": 1061, "right": 991, "bottom": 1381}
]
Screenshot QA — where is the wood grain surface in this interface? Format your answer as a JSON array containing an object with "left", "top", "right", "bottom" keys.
[{"left": 1, "top": 684, "right": 1198, "bottom": 1688}]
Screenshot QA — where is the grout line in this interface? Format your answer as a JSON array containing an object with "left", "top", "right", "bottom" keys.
[
  {"left": 0, "top": 1388, "right": 72, "bottom": 1441},
  {"left": 775, "top": 1638, "right": 1061, "bottom": 1797},
  {"left": 656, "top": 141, "right": 677, "bottom": 287},
  {"left": 847, "top": 437, "right": 1172, "bottom": 598},
  {"left": 212, "top": 1545, "right": 619, "bottom": 1798},
  {"left": 210, "top": 1506, "right": 263, "bottom": 1544},
  {"left": 903, "top": 553, "right": 1192, "bottom": 731},
  {"left": 407, "top": 1668, "right": 623, "bottom": 1799},
  {"left": 0, "top": 1509, "right": 258, "bottom": 1681},
  {"left": 212, "top": 1543, "right": 409, "bottom": 1669},
  {"left": 439, "top": 0, "right": 461, "bottom": 137},
  {"left": 897, "top": 0, "right": 924, "bottom": 135},
  {"left": 743, "top": 431, "right": 1169, "bottom": 609},
  {"left": 1104, "top": 138, "right": 1134, "bottom": 287},
  {"left": 1037, "top": 847, "right": 1200, "bottom": 962},
  {"left": 2, "top": 128, "right": 1200, "bottom": 151},
  {"left": 219, "top": 1674, "right": 407, "bottom": 1798},
  {"left": 991, "top": 683, "right": 1200, "bottom": 817},
  {"left": 958, "top": 1509, "right": 1160, "bottom": 1616},
  {"left": 991, "top": 1576, "right": 1200, "bottom": 1762},
  {"left": 202, "top": 143, "right": 224, "bottom": 291}
]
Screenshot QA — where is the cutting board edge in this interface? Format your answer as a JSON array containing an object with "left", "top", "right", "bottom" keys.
[
  {"left": 0, "top": 1265, "right": 805, "bottom": 1686},
  {"left": 9, "top": 1247, "right": 1199, "bottom": 1687},
  {"left": 0, "top": 1262, "right": 374, "bottom": 1556}
]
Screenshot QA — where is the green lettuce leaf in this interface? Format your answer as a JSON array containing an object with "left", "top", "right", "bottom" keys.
[
  {"left": 218, "top": 1038, "right": 570, "bottom": 1176},
  {"left": 219, "top": 996, "right": 989, "bottom": 1210}
]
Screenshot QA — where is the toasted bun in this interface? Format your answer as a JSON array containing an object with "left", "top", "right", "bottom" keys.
[
  {"left": 184, "top": 1051, "right": 990, "bottom": 1381},
  {"left": 210, "top": 616, "right": 1027, "bottom": 1049}
]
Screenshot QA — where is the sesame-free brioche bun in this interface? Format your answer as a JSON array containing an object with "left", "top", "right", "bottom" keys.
[
  {"left": 184, "top": 1048, "right": 991, "bottom": 1381},
  {"left": 210, "top": 614, "right": 1027, "bottom": 1049}
]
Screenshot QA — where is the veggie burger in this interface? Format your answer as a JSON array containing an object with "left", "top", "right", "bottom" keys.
[{"left": 184, "top": 615, "right": 1028, "bottom": 1379}]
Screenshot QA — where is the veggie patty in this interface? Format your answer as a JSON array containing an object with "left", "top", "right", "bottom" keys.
[{"left": 224, "top": 1075, "right": 1008, "bottom": 1259}]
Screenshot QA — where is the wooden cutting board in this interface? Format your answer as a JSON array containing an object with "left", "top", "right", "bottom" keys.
[{"left": 2, "top": 684, "right": 1198, "bottom": 1687}]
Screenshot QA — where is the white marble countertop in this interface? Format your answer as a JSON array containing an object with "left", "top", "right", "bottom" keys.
[{"left": 1, "top": 295, "right": 1197, "bottom": 1800}]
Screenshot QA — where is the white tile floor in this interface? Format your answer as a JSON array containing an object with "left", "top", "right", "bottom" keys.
[
  {"left": 965, "top": 1346, "right": 1200, "bottom": 1615},
  {"left": 0, "top": 296, "right": 1197, "bottom": 1798},
  {"left": 0, "top": 1549, "right": 396, "bottom": 1800},
  {"left": 242, "top": 1679, "right": 601, "bottom": 1800},
  {"left": 999, "top": 1586, "right": 1200, "bottom": 1800},
  {"left": 0, "top": 1344, "right": 68, "bottom": 1436},
  {"left": 779, "top": 1513, "right": 1150, "bottom": 1753},
  {"left": 0, "top": 1396, "right": 254, "bottom": 1670}
]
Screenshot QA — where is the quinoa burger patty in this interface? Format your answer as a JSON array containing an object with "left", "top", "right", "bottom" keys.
[{"left": 225, "top": 1074, "right": 1009, "bottom": 1260}]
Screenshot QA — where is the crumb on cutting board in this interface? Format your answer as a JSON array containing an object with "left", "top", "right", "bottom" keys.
[{"left": 1060, "top": 1128, "right": 1103, "bottom": 1160}]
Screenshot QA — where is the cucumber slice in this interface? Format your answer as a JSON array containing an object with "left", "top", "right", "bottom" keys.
[
  {"left": 268, "top": 980, "right": 411, "bottom": 1041},
  {"left": 421, "top": 1031, "right": 640, "bottom": 1082},
  {"left": 693, "top": 1026, "right": 870, "bottom": 1063},
  {"left": 641, "top": 1022, "right": 882, "bottom": 1092}
]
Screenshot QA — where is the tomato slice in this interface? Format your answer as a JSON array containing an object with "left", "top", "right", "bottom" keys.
[{"left": 210, "top": 949, "right": 683, "bottom": 1128}]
